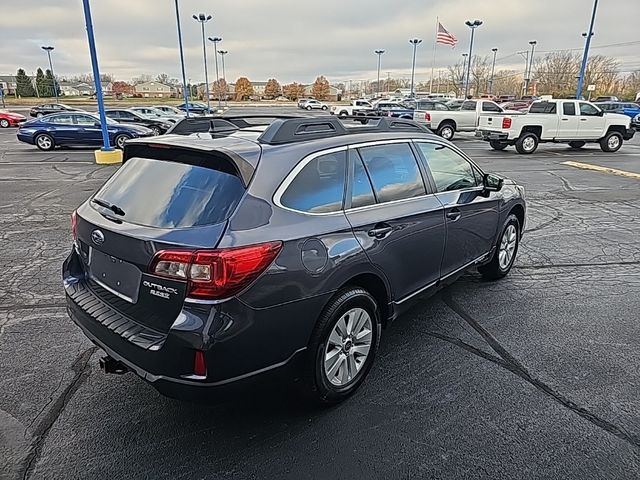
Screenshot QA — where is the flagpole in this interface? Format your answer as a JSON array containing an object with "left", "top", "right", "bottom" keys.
[{"left": 430, "top": 16, "right": 438, "bottom": 94}]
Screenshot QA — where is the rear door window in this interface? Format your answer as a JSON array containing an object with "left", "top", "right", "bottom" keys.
[
  {"left": 93, "top": 156, "right": 245, "bottom": 228},
  {"left": 280, "top": 151, "right": 347, "bottom": 213},
  {"left": 349, "top": 150, "right": 376, "bottom": 208},
  {"left": 563, "top": 103, "right": 576, "bottom": 115},
  {"left": 357, "top": 143, "right": 426, "bottom": 203},
  {"left": 529, "top": 102, "right": 557, "bottom": 114},
  {"left": 461, "top": 101, "right": 477, "bottom": 111},
  {"left": 481, "top": 102, "right": 501, "bottom": 112},
  {"left": 49, "top": 114, "right": 74, "bottom": 124}
]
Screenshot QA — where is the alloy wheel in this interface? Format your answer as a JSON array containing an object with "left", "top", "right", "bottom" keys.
[
  {"left": 0, "top": 119, "right": 9, "bottom": 128},
  {"left": 498, "top": 224, "right": 517, "bottom": 270},
  {"left": 323, "top": 307, "right": 372, "bottom": 387},
  {"left": 441, "top": 127, "right": 453, "bottom": 139},
  {"left": 608, "top": 135, "right": 620, "bottom": 150},
  {"left": 37, "top": 135, "right": 52, "bottom": 149},
  {"left": 522, "top": 136, "right": 536, "bottom": 151}
]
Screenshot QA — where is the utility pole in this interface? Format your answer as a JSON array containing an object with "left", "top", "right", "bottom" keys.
[
  {"left": 41, "top": 46, "right": 58, "bottom": 102},
  {"left": 409, "top": 38, "right": 422, "bottom": 98},
  {"left": 374, "top": 50, "right": 385, "bottom": 97},
  {"left": 218, "top": 50, "right": 228, "bottom": 106},
  {"left": 208, "top": 36, "right": 222, "bottom": 110},
  {"left": 524, "top": 40, "right": 537, "bottom": 95},
  {"left": 193, "top": 13, "right": 212, "bottom": 112},
  {"left": 489, "top": 48, "right": 498, "bottom": 95},
  {"left": 464, "top": 20, "right": 483, "bottom": 98},
  {"left": 576, "top": 0, "right": 599, "bottom": 99},
  {"left": 174, "top": 0, "right": 190, "bottom": 117}
]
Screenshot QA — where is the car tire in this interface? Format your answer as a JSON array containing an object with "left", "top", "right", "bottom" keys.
[
  {"left": 322, "top": 105, "right": 328, "bottom": 111},
  {"left": 515, "top": 132, "right": 539, "bottom": 154},
  {"left": 306, "top": 106, "right": 312, "bottom": 111},
  {"left": 114, "top": 134, "right": 130, "bottom": 150},
  {"left": 299, "top": 287, "right": 381, "bottom": 405},
  {"left": 436, "top": 123, "right": 455, "bottom": 140},
  {"left": 568, "top": 141, "right": 586, "bottom": 149},
  {"left": 338, "top": 111, "right": 348, "bottom": 117},
  {"left": 35, "top": 133, "right": 54, "bottom": 151},
  {"left": 0, "top": 119, "right": 9, "bottom": 128},
  {"left": 150, "top": 126, "right": 162, "bottom": 136},
  {"left": 489, "top": 140, "right": 508, "bottom": 150},
  {"left": 599, "top": 131, "right": 623, "bottom": 152},
  {"left": 478, "top": 213, "right": 520, "bottom": 280}
]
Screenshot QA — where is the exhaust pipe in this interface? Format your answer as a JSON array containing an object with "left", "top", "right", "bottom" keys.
[{"left": 99, "top": 355, "right": 129, "bottom": 375}]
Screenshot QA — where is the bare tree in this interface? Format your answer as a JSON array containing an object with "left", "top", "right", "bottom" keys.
[
  {"left": 491, "top": 70, "right": 522, "bottom": 97},
  {"left": 446, "top": 60, "right": 465, "bottom": 97}
]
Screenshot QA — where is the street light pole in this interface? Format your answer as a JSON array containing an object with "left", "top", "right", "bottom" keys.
[
  {"left": 174, "top": 0, "right": 190, "bottom": 117},
  {"left": 208, "top": 36, "right": 222, "bottom": 110},
  {"left": 576, "top": 0, "right": 599, "bottom": 99},
  {"left": 218, "top": 50, "right": 228, "bottom": 106},
  {"left": 461, "top": 53, "right": 468, "bottom": 95},
  {"left": 41, "top": 46, "right": 58, "bottom": 102},
  {"left": 464, "top": 19, "right": 483, "bottom": 99},
  {"left": 489, "top": 48, "right": 498, "bottom": 95},
  {"left": 409, "top": 38, "right": 422, "bottom": 98},
  {"left": 524, "top": 40, "right": 537, "bottom": 95},
  {"left": 374, "top": 50, "right": 385, "bottom": 96},
  {"left": 193, "top": 13, "right": 212, "bottom": 112}
]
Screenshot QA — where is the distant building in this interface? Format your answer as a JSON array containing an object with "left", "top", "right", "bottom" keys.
[
  {"left": 134, "top": 81, "right": 174, "bottom": 98},
  {"left": 0, "top": 75, "right": 18, "bottom": 96},
  {"left": 101, "top": 82, "right": 113, "bottom": 96},
  {"left": 58, "top": 81, "right": 80, "bottom": 96},
  {"left": 75, "top": 83, "right": 93, "bottom": 95},
  {"left": 303, "top": 84, "right": 342, "bottom": 102}
]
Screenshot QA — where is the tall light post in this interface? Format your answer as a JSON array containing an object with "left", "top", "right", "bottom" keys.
[
  {"left": 174, "top": 0, "right": 190, "bottom": 117},
  {"left": 208, "top": 36, "right": 222, "bottom": 110},
  {"left": 576, "top": 0, "right": 599, "bottom": 99},
  {"left": 193, "top": 13, "right": 212, "bottom": 112},
  {"left": 517, "top": 50, "right": 529, "bottom": 97},
  {"left": 524, "top": 40, "right": 537, "bottom": 95},
  {"left": 41, "top": 46, "right": 58, "bottom": 102},
  {"left": 218, "top": 50, "right": 228, "bottom": 106},
  {"left": 489, "top": 48, "right": 498, "bottom": 95},
  {"left": 461, "top": 53, "right": 468, "bottom": 95},
  {"left": 409, "top": 38, "right": 422, "bottom": 98},
  {"left": 464, "top": 19, "right": 483, "bottom": 99},
  {"left": 374, "top": 50, "right": 385, "bottom": 96}
]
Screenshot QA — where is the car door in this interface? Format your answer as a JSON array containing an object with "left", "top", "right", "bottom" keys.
[
  {"left": 73, "top": 113, "right": 102, "bottom": 145},
  {"left": 578, "top": 102, "right": 606, "bottom": 139},
  {"left": 46, "top": 113, "right": 76, "bottom": 144},
  {"left": 557, "top": 101, "right": 580, "bottom": 139},
  {"left": 343, "top": 141, "right": 446, "bottom": 302},
  {"left": 459, "top": 101, "right": 477, "bottom": 129},
  {"left": 414, "top": 141, "right": 499, "bottom": 277}
]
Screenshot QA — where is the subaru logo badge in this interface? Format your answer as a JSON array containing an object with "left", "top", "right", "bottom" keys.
[{"left": 91, "top": 229, "right": 105, "bottom": 246}]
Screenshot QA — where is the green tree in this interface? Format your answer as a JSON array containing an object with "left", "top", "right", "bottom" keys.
[
  {"left": 311, "top": 75, "right": 330, "bottom": 100},
  {"left": 15, "top": 68, "right": 36, "bottom": 97},
  {"left": 234, "top": 77, "right": 254, "bottom": 101},
  {"left": 45, "top": 69, "right": 57, "bottom": 97},
  {"left": 264, "top": 78, "right": 281, "bottom": 99},
  {"left": 35, "top": 68, "right": 47, "bottom": 97}
]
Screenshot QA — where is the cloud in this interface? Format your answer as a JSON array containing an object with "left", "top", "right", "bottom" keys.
[{"left": 0, "top": 0, "right": 638, "bottom": 83}]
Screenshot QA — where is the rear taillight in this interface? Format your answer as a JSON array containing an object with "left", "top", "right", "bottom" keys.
[
  {"left": 424, "top": 112, "right": 431, "bottom": 121},
  {"left": 193, "top": 350, "right": 207, "bottom": 377},
  {"left": 149, "top": 241, "right": 283, "bottom": 300},
  {"left": 502, "top": 117, "right": 512, "bottom": 129},
  {"left": 71, "top": 210, "right": 78, "bottom": 241}
]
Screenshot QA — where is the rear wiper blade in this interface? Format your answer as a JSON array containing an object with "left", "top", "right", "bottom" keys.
[{"left": 92, "top": 197, "right": 125, "bottom": 216}]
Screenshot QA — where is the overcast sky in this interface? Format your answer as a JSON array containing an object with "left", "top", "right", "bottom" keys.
[{"left": 0, "top": 0, "right": 638, "bottom": 84}]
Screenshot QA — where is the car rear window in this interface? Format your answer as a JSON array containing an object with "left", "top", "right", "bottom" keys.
[
  {"left": 529, "top": 102, "right": 557, "bottom": 114},
  {"left": 92, "top": 156, "right": 245, "bottom": 228}
]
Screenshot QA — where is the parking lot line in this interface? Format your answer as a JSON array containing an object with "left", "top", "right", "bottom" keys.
[{"left": 562, "top": 160, "right": 640, "bottom": 179}]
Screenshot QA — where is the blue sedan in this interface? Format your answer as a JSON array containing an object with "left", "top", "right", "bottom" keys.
[{"left": 17, "top": 112, "right": 154, "bottom": 151}]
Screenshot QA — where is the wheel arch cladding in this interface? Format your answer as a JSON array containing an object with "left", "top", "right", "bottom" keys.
[
  {"left": 338, "top": 273, "right": 390, "bottom": 327},
  {"left": 606, "top": 125, "right": 625, "bottom": 136},
  {"left": 521, "top": 125, "right": 542, "bottom": 137},
  {"left": 509, "top": 204, "right": 525, "bottom": 234}
]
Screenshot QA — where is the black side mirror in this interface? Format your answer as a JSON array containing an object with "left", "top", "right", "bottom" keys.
[{"left": 483, "top": 173, "right": 503, "bottom": 192}]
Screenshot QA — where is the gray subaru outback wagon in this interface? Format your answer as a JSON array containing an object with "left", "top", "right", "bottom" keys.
[{"left": 63, "top": 116, "right": 525, "bottom": 404}]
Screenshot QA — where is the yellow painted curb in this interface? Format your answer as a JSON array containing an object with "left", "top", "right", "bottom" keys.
[
  {"left": 562, "top": 161, "right": 640, "bottom": 180},
  {"left": 94, "top": 149, "right": 123, "bottom": 165}
]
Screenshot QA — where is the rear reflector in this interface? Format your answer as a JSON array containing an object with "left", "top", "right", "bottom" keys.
[
  {"left": 502, "top": 117, "right": 512, "bottom": 129},
  {"left": 150, "top": 241, "right": 283, "bottom": 300},
  {"left": 193, "top": 350, "right": 207, "bottom": 377}
]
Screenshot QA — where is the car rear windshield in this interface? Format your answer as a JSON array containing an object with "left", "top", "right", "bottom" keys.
[{"left": 92, "top": 156, "right": 245, "bottom": 228}]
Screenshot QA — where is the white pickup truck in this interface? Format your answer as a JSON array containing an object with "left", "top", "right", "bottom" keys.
[
  {"left": 477, "top": 99, "right": 635, "bottom": 154},
  {"left": 413, "top": 99, "right": 509, "bottom": 140},
  {"left": 330, "top": 100, "right": 374, "bottom": 117}
]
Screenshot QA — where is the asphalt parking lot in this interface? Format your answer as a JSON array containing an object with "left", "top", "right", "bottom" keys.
[{"left": 1, "top": 108, "right": 639, "bottom": 480}]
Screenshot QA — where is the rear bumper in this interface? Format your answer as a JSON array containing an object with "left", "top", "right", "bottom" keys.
[
  {"left": 62, "top": 249, "right": 320, "bottom": 400},
  {"left": 16, "top": 133, "right": 35, "bottom": 144},
  {"left": 477, "top": 129, "right": 509, "bottom": 141}
]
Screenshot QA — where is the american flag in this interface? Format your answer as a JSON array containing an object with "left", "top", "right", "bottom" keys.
[{"left": 436, "top": 22, "right": 457, "bottom": 47}]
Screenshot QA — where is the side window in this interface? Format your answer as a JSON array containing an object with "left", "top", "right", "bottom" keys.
[
  {"left": 416, "top": 143, "right": 479, "bottom": 192},
  {"left": 49, "top": 114, "right": 74, "bottom": 124},
  {"left": 74, "top": 114, "right": 95, "bottom": 125},
  {"left": 579, "top": 103, "right": 600, "bottom": 116},
  {"left": 119, "top": 111, "right": 136, "bottom": 121},
  {"left": 563, "top": 103, "right": 576, "bottom": 115},
  {"left": 358, "top": 143, "right": 426, "bottom": 203},
  {"left": 481, "top": 102, "right": 501, "bottom": 112},
  {"left": 105, "top": 111, "right": 119, "bottom": 120},
  {"left": 461, "top": 101, "right": 477, "bottom": 111},
  {"left": 349, "top": 150, "right": 376, "bottom": 208},
  {"left": 280, "top": 151, "right": 347, "bottom": 213},
  {"left": 435, "top": 103, "right": 449, "bottom": 111}
]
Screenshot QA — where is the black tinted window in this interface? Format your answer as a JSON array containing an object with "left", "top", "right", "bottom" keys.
[
  {"left": 281, "top": 151, "right": 346, "bottom": 213},
  {"left": 93, "top": 157, "right": 245, "bottom": 228},
  {"left": 350, "top": 151, "right": 375, "bottom": 208},
  {"left": 529, "top": 102, "right": 557, "bottom": 114},
  {"left": 358, "top": 143, "right": 425, "bottom": 203},
  {"left": 482, "top": 102, "right": 501, "bottom": 112},
  {"left": 416, "top": 143, "right": 479, "bottom": 192},
  {"left": 118, "top": 111, "right": 136, "bottom": 121},
  {"left": 563, "top": 103, "right": 576, "bottom": 115}
]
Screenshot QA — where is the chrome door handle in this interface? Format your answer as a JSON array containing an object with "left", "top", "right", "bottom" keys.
[{"left": 367, "top": 225, "right": 393, "bottom": 238}]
